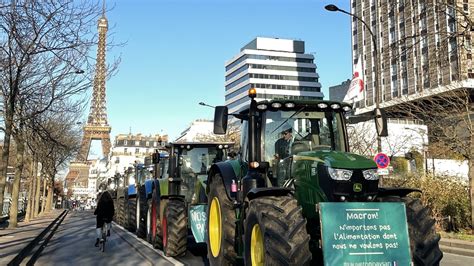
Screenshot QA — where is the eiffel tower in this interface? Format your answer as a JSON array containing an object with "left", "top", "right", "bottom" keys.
[{"left": 66, "top": 2, "right": 111, "bottom": 195}]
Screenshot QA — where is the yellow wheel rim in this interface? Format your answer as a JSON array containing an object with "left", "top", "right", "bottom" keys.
[
  {"left": 251, "top": 224, "right": 264, "bottom": 266},
  {"left": 209, "top": 197, "right": 222, "bottom": 257}
]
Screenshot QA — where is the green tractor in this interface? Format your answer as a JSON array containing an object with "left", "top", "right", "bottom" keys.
[
  {"left": 147, "top": 142, "right": 233, "bottom": 256},
  {"left": 206, "top": 89, "right": 442, "bottom": 265}
]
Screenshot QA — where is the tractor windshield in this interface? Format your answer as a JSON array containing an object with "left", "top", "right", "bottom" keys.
[
  {"left": 179, "top": 146, "right": 226, "bottom": 201},
  {"left": 263, "top": 109, "right": 346, "bottom": 164}
]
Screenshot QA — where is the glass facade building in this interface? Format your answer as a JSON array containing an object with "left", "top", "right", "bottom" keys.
[
  {"left": 224, "top": 37, "right": 323, "bottom": 114},
  {"left": 351, "top": 0, "right": 473, "bottom": 113}
]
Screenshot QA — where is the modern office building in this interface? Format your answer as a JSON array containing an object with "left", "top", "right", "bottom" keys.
[
  {"left": 329, "top": 79, "right": 351, "bottom": 102},
  {"left": 351, "top": 0, "right": 474, "bottom": 114},
  {"left": 225, "top": 37, "right": 323, "bottom": 114}
]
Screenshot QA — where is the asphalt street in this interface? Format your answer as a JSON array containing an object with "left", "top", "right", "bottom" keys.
[
  {"left": 35, "top": 210, "right": 207, "bottom": 266},
  {"left": 29, "top": 209, "right": 474, "bottom": 266}
]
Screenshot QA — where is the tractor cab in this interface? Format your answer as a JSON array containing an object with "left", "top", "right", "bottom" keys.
[{"left": 168, "top": 142, "right": 233, "bottom": 203}]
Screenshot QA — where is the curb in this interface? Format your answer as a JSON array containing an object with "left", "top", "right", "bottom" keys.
[{"left": 440, "top": 238, "right": 474, "bottom": 257}]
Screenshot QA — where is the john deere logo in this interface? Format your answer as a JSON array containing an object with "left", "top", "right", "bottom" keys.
[{"left": 353, "top": 183, "right": 363, "bottom": 192}]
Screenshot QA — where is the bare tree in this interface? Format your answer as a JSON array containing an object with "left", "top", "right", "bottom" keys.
[
  {"left": 389, "top": 87, "right": 474, "bottom": 232},
  {"left": 0, "top": 0, "right": 121, "bottom": 215}
]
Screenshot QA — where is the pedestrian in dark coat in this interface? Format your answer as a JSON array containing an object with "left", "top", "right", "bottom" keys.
[{"left": 94, "top": 191, "right": 115, "bottom": 246}]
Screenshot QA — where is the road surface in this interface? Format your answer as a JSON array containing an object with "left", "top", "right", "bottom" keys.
[{"left": 35, "top": 210, "right": 207, "bottom": 265}]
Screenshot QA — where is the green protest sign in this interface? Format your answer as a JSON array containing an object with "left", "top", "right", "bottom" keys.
[
  {"left": 319, "top": 202, "right": 411, "bottom": 266},
  {"left": 189, "top": 204, "right": 207, "bottom": 243}
]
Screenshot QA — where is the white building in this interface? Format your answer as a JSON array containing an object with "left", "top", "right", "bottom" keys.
[
  {"left": 175, "top": 119, "right": 215, "bottom": 142},
  {"left": 225, "top": 37, "right": 323, "bottom": 114}
]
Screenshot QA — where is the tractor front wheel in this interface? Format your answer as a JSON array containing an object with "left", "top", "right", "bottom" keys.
[
  {"left": 162, "top": 199, "right": 187, "bottom": 256},
  {"left": 152, "top": 190, "right": 162, "bottom": 249},
  {"left": 244, "top": 195, "right": 312, "bottom": 265},
  {"left": 206, "top": 174, "right": 236, "bottom": 265},
  {"left": 378, "top": 196, "right": 443, "bottom": 265}
]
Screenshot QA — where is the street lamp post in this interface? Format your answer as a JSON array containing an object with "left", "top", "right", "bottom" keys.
[
  {"left": 325, "top": 4, "right": 382, "bottom": 153},
  {"left": 198, "top": 102, "right": 215, "bottom": 108}
]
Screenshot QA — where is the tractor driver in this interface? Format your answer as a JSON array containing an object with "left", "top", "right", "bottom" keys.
[{"left": 274, "top": 128, "right": 293, "bottom": 159}]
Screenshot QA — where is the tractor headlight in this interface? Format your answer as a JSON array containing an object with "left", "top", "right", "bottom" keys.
[
  {"left": 328, "top": 167, "right": 352, "bottom": 181},
  {"left": 128, "top": 176, "right": 135, "bottom": 185},
  {"left": 363, "top": 169, "right": 379, "bottom": 180}
]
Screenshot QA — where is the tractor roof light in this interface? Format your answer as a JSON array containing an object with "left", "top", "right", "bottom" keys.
[
  {"left": 248, "top": 88, "right": 257, "bottom": 98},
  {"left": 218, "top": 144, "right": 223, "bottom": 149},
  {"left": 342, "top": 105, "right": 352, "bottom": 112},
  {"left": 284, "top": 102, "right": 295, "bottom": 108},
  {"left": 224, "top": 144, "right": 229, "bottom": 148},
  {"left": 186, "top": 145, "right": 191, "bottom": 150},
  {"left": 257, "top": 103, "right": 268, "bottom": 110},
  {"left": 271, "top": 102, "right": 282, "bottom": 108},
  {"left": 317, "top": 103, "right": 328, "bottom": 109},
  {"left": 328, "top": 167, "right": 352, "bottom": 181},
  {"left": 330, "top": 103, "right": 341, "bottom": 110}
]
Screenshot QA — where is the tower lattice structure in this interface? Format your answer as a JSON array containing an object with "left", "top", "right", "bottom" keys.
[{"left": 77, "top": 7, "right": 111, "bottom": 162}]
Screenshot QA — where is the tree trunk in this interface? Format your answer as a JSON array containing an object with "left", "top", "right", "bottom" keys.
[
  {"left": 45, "top": 179, "right": 52, "bottom": 212},
  {"left": 8, "top": 140, "right": 25, "bottom": 228},
  {"left": 33, "top": 162, "right": 40, "bottom": 218},
  {"left": 41, "top": 176, "right": 46, "bottom": 214},
  {"left": 0, "top": 110, "right": 14, "bottom": 215},
  {"left": 25, "top": 158, "right": 35, "bottom": 222}
]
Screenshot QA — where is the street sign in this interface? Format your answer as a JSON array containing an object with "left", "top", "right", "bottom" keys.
[
  {"left": 377, "top": 168, "right": 389, "bottom": 175},
  {"left": 319, "top": 202, "right": 411, "bottom": 266},
  {"left": 374, "top": 153, "right": 390, "bottom": 169}
]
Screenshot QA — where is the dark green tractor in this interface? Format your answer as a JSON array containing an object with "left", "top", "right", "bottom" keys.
[
  {"left": 148, "top": 142, "right": 233, "bottom": 257},
  {"left": 206, "top": 89, "right": 442, "bottom": 265}
]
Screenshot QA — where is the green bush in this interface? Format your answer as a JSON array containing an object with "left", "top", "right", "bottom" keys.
[
  {"left": 383, "top": 174, "right": 471, "bottom": 230},
  {"left": 391, "top": 157, "right": 408, "bottom": 174}
]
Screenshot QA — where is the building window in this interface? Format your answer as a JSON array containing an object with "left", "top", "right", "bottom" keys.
[
  {"left": 135, "top": 148, "right": 139, "bottom": 154},
  {"left": 135, "top": 141, "right": 139, "bottom": 146},
  {"left": 124, "top": 140, "right": 127, "bottom": 145},
  {"left": 124, "top": 148, "right": 128, "bottom": 153}
]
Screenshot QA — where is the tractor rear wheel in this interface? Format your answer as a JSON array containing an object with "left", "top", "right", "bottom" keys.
[
  {"left": 206, "top": 174, "right": 237, "bottom": 266},
  {"left": 152, "top": 189, "right": 163, "bottom": 249},
  {"left": 163, "top": 199, "right": 187, "bottom": 256},
  {"left": 117, "top": 196, "right": 124, "bottom": 226},
  {"left": 136, "top": 197, "right": 147, "bottom": 238},
  {"left": 244, "top": 195, "right": 311, "bottom": 265},
  {"left": 126, "top": 195, "right": 136, "bottom": 232},
  {"left": 378, "top": 196, "right": 443, "bottom": 265}
]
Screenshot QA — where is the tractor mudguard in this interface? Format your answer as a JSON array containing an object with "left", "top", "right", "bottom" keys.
[
  {"left": 246, "top": 187, "right": 293, "bottom": 201},
  {"left": 144, "top": 179, "right": 154, "bottom": 199},
  {"left": 128, "top": 184, "right": 137, "bottom": 198},
  {"left": 377, "top": 187, "right": 422, "bottom": 198},
  {"left": 207, "top": 161, "right": 238, "bottom": 201}
]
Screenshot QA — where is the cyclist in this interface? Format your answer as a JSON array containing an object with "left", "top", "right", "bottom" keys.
[{"left": 94, "top": 190, "right": 115, "bottom": 247}]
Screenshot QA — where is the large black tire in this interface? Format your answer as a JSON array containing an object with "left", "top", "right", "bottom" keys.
[
  {"left": 206, "top": 174, "right": 237, "bottom": 266},
  {"left": 163, "top": 199, "right": 187, "bottom": 257},
  {"left": 378, "top": 196, "right": 443, "bottom": 265},
  {"left": 244, "top": 195, "right": 311, "bottom": 265},
  {"left": 152, "top": 189, "right": 163, "bottom": 249},
  {"left": 117, "top": 196, "right": 125, "bottom": 226},
  {"left": 126, "top": 196, "right": 137, "bottom": 232},
  {"left": 146, "top": 198, "right": 153, "bottom": 243},
  {"left": 136, "top": 196, "right": 147, "bottom": 238}
]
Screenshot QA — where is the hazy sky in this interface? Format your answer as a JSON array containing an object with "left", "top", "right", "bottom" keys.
[{"left": 87, "top": 0, "right": 352, "bottom": 154}]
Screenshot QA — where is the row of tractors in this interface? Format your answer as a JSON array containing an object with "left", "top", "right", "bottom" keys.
[
  {"left": 109, "top": 89, "right": 443, "bottom": 265},
  {"left": 110, "top": 142, "right": 233, "bottom": 256}
]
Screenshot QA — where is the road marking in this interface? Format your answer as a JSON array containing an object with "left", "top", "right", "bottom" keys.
[{"left": 112, "top": 222, "right": 184, "bottom": 266}]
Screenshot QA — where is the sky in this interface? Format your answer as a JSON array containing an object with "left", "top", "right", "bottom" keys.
[{"left": 88, "top": 0, "right": 352, "bottom": 153}]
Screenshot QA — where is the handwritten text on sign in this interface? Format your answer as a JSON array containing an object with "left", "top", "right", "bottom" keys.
[{"left": 319, "top": 202, "right": 411, "bottom": 266}]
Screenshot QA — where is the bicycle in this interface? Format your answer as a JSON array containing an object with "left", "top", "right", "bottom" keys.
[{"left": 99, "top": 219, "right": 108, "bottom": 252}]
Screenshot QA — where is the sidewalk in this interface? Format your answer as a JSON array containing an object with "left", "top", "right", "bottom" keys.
[
  {"left": 0, "top": 209, "right": 63, "bottom": 265},
  {"left": 440, "top": 237, "right": 474, "bottom": 257}
]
